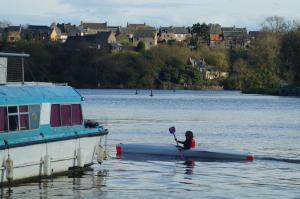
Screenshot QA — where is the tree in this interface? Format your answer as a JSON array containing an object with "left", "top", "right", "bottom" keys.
[
  {"left": 190, "top": 23, "right": 210, "bottom": 44},
  {"left": 136, "top": 41, "right": 146, "bottom": 52},
  {"left": 280, "top": 29, "right": 300, "bottom": 85},
  {"left": 261, "top": 16, "right": 290, "bottom": 34}
]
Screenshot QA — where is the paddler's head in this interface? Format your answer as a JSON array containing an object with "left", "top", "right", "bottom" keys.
[{"left": 185, "top": 131, "right": 193, "bottom": 140}]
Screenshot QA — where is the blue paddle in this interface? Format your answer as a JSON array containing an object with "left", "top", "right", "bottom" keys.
[{"left": 169, "top": 126, "right": 178, "bottom": 146}]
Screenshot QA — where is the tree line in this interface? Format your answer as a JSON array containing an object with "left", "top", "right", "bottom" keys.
[{"left": 0, "top": 16, "right": 300, "bottom": 91}]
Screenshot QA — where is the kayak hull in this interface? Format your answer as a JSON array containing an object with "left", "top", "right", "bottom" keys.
[{"left": 116, "top": 143, "right": 254, "bottom": 161}]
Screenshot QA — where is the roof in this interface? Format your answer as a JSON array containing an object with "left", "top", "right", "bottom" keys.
[
  {"left": 56, "top": 23, "right": 80, "bottom": 36},
  {"left": 160, "top": 26, "right": 189, "bottom": 34},
  {"left": 248, "top": 31, "right": 260, "bottom": 38},
  {"left": 6, "top": 26, "right": 21, "bottom": 32},
  {"left": 27, "top": 25, "right": 50, "bottom": 31},
  {"left": 0, "top": 85, "right": 81, "bottom": 105},
  {"left": 222, "top": 27, "right": 247, "bottom": 38},
  {"left": 134, "top": 29, "right": 156, "bottom": 38},
  {"left": 65, "top": 32, "right": 115, "bottom": 49},
  {"left": 127, "top": 23, "right": 146, "bottom": 29},
  {"left": 81, "top": 22, "right": 107, "bottom": 30}
]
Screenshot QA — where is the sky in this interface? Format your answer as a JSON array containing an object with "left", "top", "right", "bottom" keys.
[{"left": 0, "top": 0, "right": 300, "bottom": 30}]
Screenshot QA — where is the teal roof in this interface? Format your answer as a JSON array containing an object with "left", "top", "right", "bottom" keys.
[{"left": 0, "top": 84, "right": 81, "bottom": 105}]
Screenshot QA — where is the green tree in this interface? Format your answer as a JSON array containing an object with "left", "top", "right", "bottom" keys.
[{"left": 136, "top": 41, "right": 146, "bottom": 52}]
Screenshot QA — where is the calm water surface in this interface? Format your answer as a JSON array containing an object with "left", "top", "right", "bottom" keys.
[{"left": 2, "top": 90, "right": 300, "bottom": 198}]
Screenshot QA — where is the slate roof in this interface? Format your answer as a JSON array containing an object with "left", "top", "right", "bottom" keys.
[
  {"left": 57, "top": 23, "right": 80, "bottom": 36},
  {"left": 25, "top": 25, "right": 51, "bottom": 35},
  {"left": 160, "top": 26, "right": 189, "bottom": 34},
  {"left": 127, "top": 23, "right": 146, "bottom": 29},
  {"left": 81, "top": 22, "right": 107, "bottom": 30},
  {"left": 134, "top": 29, "right": 156, "bottom": 38},
  {"left": 248, "top": 31, "right": 260, "bottom": 39},
  {"left": 222, "top": 27, "right": 247, "bottom": 38},
  {"left": 6, "top": 26, "right": 21, "bottom": 32},
  {"left": 66, "top": 31, "right": 113, "bottom": 45}
]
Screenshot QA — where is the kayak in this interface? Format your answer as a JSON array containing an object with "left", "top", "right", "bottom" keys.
[{"left": 116, "top": 143, "right": 254, "bottom": 161}]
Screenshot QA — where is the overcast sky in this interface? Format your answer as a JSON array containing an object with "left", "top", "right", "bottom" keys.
[{"left": 0, "top": 0, "right": 299, "bottom": 30}]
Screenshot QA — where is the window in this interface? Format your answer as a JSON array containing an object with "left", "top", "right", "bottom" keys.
[
  {"left": 72, "top": 104, "right": 82, "bottom": 125},
  {"left": 50, "top": 104, "right": 61, "bottom": 127},
  {"left": 61, "top": 105, "right": 71, "bottom": 126},
  {"left": 50, "top": 104, "right": 83, "bottom": 127},
  {"left": 0, "top": 104, "right": 40, "bottom": 133}
]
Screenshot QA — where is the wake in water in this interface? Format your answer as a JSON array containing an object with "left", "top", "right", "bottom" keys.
[{"left": 255, "top": 155, "right": 300, "bottom": 164}]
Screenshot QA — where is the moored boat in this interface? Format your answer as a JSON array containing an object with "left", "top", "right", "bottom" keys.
[
  {"left": 0, "top": 53, "right": 108, "bottom": 186},
  {"left": 116, "top": 143, "right": 254, "bottom": 161}
]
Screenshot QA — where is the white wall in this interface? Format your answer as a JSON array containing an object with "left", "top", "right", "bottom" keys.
[{"left": 0, "top": 57, "right": 7, "bottom": 84}]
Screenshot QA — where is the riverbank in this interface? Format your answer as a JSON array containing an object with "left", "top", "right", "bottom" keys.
[{"left": 242, "top": 86, "right": 300, "bottom": 97}]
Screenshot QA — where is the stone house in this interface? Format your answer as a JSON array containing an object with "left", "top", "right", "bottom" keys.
[
  {"left": 65, "top": 31, "right": 118, "bottom": 52},
  {"left": 79, "top": 21, "right": 108, "bottom": 35},
  {"left": 50, "top": 23, "right": 81, "bottom": 43},
  {"left": 133, "top": 28, "right": 157, "bottom": 49},
  {"left": 6, "top": 26, "right": 22, "bottom": 43},
  {"left": 221, "top": 26, "right": 247, "bottom": 49},
  {"left": 119, "top": 23, "right": 157, "bottom": 49},
  {"left": 158, "top": 26, "right": 191, "bottom": 43}
]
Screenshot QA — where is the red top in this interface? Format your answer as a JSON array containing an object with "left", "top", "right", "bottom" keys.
[{"left": 191, "top": 139, "right": 196, "bottom": 148}]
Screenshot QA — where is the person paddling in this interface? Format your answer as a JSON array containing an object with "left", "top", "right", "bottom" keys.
[{"left": 175, "top": 130, "right": 196, "bottom": 150}]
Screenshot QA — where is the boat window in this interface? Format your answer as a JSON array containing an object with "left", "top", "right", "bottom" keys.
[
  {"left": 8, "top": 106, "right": 17, "bottom": 114},
  {"left": 9, "top": 115, "right": 19, "bottom": 131},
  {"left": 50, "top": 104, "right": 61, "bottom": 127},
  {"left": 29, "top": 105, "right": 40, "bottom": 130},
  {"left": 72, "top": 104, "right": 82, "bottom": 125},
  {"left": 0, "top": 107, "right": 8, "bottom": 132},
  {"left": 0, "top": 105, "right": 40, "bottom": 132},
  {"left": 50, "top": 104, "right": 83, "bottom": 127},
  {"left": 61, "top": 105, "right": 71, "bottom": 126}
]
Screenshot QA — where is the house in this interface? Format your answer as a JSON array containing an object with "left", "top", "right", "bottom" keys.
[
  {"left": 50, "top": 25, "right": 62, "bottom": 42},
  {"left": 57, "top": 23, "right": 81, "bottom": 36},
  {"left": 221, "top": 26, "right": 247, "bottom": 49},
  {"left": 118, "top": 23, "right": 157, "bottom": 49},
  {"left": 23, "top": 25, "right": 51, "bottom": 40},
  {"left": 209, "top": 24, "right": 223, "bottom": 47},
  {"left": 50, "top": 23, "right": 81, "bottom": 43},
  {"left": 65, "top": 31, "right": 118, "bottom": 51},
  {"left": 5, "top": 26, "right": 22, "bottom": 43},
  {"left": 133, "top": 28, "right": 157, "bottom": 49},
  {"left": 158, "top": 26, "right": 191, "bottom": 43},
  {"left": 189, "top": 57, "right": 229, "bottom": 80},
  {"left": 79, "top": 21, "right": 108, "bottom": 35}
]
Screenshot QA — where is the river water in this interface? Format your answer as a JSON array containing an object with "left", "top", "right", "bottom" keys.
[{"left": 1, "top": 90, "right": 300, "bottom": 198}]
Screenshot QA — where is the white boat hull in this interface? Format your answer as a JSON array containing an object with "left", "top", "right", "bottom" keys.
[
  {"left": 0, "top": 136, "right": 103, "bottom": 185},
  {"left": 117, "top": 143, "right": 254, "bottom": 161}
]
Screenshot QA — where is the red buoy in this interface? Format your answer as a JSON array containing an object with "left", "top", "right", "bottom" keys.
[
  {"left": 116, "top": 144, "right": 122, "bottom": 155},
  {"left": 246, "top": 153, "right": 254, "bottom": 161}
]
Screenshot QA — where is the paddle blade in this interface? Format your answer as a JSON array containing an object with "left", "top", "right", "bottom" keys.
[{"left": 169, "top": 126, "right": 176, "bottom": 134}]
